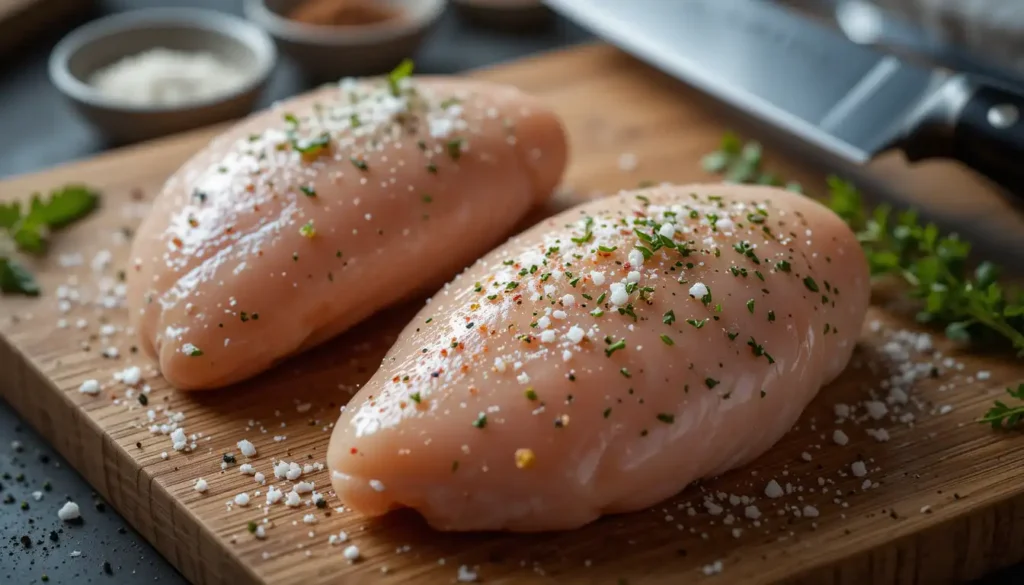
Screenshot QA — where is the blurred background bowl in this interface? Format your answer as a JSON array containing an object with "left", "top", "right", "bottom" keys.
[
  {"left": 48, "top": 8, "right": 277, "bottom": 145},
  {"left": 243, "top": 0, "right": 446, "bottom": 84}
]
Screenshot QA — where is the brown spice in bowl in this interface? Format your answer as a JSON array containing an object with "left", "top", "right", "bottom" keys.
[{"left": 287, "top": 0, "right": 399, "bottom": 26}]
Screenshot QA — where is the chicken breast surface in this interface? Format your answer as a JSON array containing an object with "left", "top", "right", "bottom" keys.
[
  {"left": 127, "top": 76, "right": 567, "bottom": 390},
  {"left": 327, "top": 184, "right": 870, "bottom": 531}
]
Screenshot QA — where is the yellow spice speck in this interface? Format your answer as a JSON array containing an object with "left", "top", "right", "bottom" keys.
[{"left": 514, "top": 448, "right": 535, "bottom": 470}]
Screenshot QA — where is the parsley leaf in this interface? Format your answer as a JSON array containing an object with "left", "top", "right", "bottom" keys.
[
  {"left": 0, "top": 255, "right": 39, "bottom": 296},
  {"left": 388, "top": 58, "right": 415, "bottom": 96},
  {"left": 980, "top": 384, "right": 1024, "bottom": 430},
  {"left": 704, "top": 133, "right": 1024, "bottom": 421},
  {"left": 1, "top": 184, "right": 99, "bottom": 295}
]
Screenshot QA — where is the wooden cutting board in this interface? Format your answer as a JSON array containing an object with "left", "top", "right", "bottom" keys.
[{"left": 2, "top": 44, "right": 1024, "bottom": 585}]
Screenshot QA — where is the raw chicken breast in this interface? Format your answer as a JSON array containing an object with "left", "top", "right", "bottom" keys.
[
  {"left": 127, "top": 74, "right": 567, "bottom": 390},
  {"left": 328, "top": 183, "right": 870, "bottom": 531}
]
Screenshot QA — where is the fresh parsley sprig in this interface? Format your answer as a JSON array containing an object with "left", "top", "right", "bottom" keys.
[
  {"left": 980, "top": 384, "right": 1024, "bottom": 430},
  {"left": 0, "top": 184, "right": 100, "bottom": 296},
  {"left": 701, "top": 132, "right": 803, "bottom": 192},
  {"left": 703, "top": 133, "right": 1024, "bottom": 422},
  {"left": 825, "top": 176, "right": 1024, "bottom": 354}
]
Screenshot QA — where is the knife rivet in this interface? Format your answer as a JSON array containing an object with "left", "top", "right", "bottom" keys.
[{"left": 987, "top": 104, "right": 1019, "bottom": 129}]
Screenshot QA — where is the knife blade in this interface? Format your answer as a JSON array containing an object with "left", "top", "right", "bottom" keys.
[{"left": 543, "top": 0, "right": 1024, "bottom": 196}]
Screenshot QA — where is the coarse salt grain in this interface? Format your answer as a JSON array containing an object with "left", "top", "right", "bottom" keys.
[
  {"left": 117, "top": 366, "right": 142, "bottom": 386},
  {"left": 865, "top": 401, "right": 888, "bottom": 419},
  {"left": 566, "top": 326, "right": 585, "bottom": 344},
  {"left": 303, "top": 513, "right": 317, "bottom": 524},
  {"left": 194, "top": 478, "right": 208, "bottom": 493},
  {"left": 343, "top": 545, "right": 360, "bottom": 561},
  {"left": 764, "top": 480, "right": 784, "bottom": 499},
  {"left": 57, "top": 501, "right": 80, "bottom": 522},
  {"left": 266, "top": 486, "right": 283, "bottom": 505},
  {"left": 832, "top": 429, "right": 849, "bottom": 446},
  {"left": 239, "top": 464, "right": 255, "bottom": 475},
  {"left": 457, "top": 565, "right": 479, "bottom": 582},
  {"left": 851, "top": 461, "right": 868, "bottom": 477},
  {"left": 285, "top": 491, "right": 301, "bottom": 507},
  {"left": 237, "top": 439, "right": 257, "bottom": 457},
  {"left": 688, "top": 282, "right": 708, "bottom": 298},
  {"left": 234, "top": 493, "right": 250, "bottom": 506},
  {"left": 79, "top": 380, "right": 101, "bottom": 395}
]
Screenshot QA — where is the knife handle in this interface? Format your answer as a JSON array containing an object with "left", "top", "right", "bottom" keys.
[{"left": 903, "top": 76, "right": 1024, "bottom": 197}]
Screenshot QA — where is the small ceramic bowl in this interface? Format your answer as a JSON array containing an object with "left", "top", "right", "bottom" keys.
[
  {"left": 49, "top": 8, "right": 277, "bottom": 145},
  {"left": 452, "top": 0, "right": 553, "bottom": 31},
  {"left": 244, "top": 0, "right": 446, "bottom": 83}
]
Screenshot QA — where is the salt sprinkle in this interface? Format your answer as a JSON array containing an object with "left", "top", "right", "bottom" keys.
[
  {"left": 457, "top": 565, "right": 479, "bottom": 582},
  {"left": 194, "top": 478, "right": 208, "bottom": 493},
  {"left": 343, "top": 545, "right": 361, "bottom": 561},
  {"left": 57, "top": 501, "right": 81, "bottom": 522},
  {"left": 78, "top": 380, "right": 101, "bottom": 395},
  {"left": 237, "top": 439, "right": 257, "bottom": 457}
]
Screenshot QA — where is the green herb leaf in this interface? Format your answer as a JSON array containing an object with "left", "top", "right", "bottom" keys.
[
  {"left": 980, "top": 384, "right": 1024, "bottom": 430},
  {"left": 0, "top": 256, "right": 39, "bottom": 296},
  {"left": 388, "top": 58, "right": 415, "bottom": 96}
]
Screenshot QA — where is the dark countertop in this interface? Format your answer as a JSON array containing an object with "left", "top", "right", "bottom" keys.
[{"left": 0, "top": 1, "right": 1020, "bottom": 584}]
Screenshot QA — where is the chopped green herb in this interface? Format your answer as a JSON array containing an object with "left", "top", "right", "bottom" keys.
[
  {"left": 660, "top": 334, "right": 674, "bottom": 346},
  {"left": 686, "top": 318, "right": 707, "bottom": 329},
  {"left": 663, "top": 310, "right": 676, "bottom": 325},
  {"left": 472, "top": 413, "right": 487, "bottom": 429},
  {"left": 705, "top": 377, "right": 719, "bottom": 389},
  {"left": 524, "top": 388, "right": 538, "bottom": 401},
  {"left": 299, "top": 185, "right": 316, "bottom": 197},
  {"left": 656, "top": 413, "right": 675, "bottom": 424},
  {"left": 746, "top": 299, "right": 755, "bottom": 313},
  {"left": 605, "top": 339, "right": 626, "bottom": 357},
  {"left": 803, "top": 276, "right": 819, "bottom": 292},
  {"left": 387, "top": 58, "right": 414, "bottom": 96}
]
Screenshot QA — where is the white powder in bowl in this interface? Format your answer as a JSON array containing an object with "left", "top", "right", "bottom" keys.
[{"left": 89, "top": 48, "right": 250, "bottom": 108}]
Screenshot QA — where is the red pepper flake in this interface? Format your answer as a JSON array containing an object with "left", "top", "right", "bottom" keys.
[
  {"left": 440, "top": 349, "right": 448, "bottom": 357},
  {"left": 350, "top": 447, "right": 358, "bottom": 454},
  {"left": 392, "top": 375, "right": 400, "bottom": 383},
  {"left": 460, "top": 364, "right": 470, "bottom": 373},
  {"left": 171, "top": 236, "right": 183, "bottom": 248}
]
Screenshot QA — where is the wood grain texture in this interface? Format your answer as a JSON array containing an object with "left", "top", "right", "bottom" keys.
[{"left": 2, "top": 43, "right": 1024, "bottom": 585}]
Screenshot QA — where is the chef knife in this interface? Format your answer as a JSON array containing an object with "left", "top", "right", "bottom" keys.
[{"left": 543, "top": 0, "right": 1024, "bottom": 196}]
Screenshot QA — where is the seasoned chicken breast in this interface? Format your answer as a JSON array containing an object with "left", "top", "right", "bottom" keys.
[
  {"left": 127, "top": 75, "right": 567, "bottom": 390},
  {"left": 327, "top": 183, "right": 870, "bottom": 531}
]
